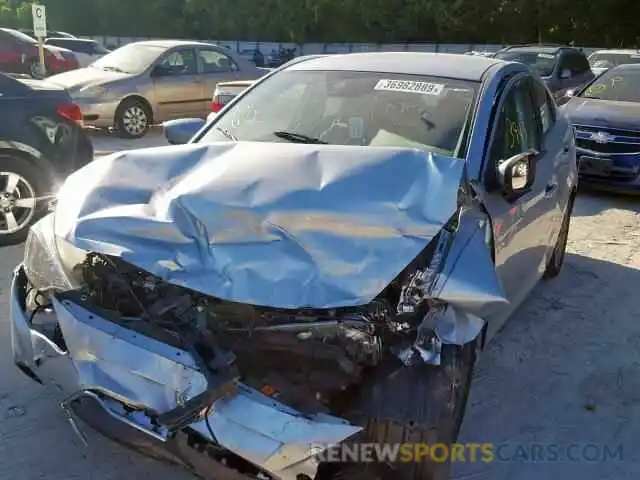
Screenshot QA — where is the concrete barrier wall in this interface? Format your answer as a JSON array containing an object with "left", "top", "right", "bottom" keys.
[{"left": 81, "top": 36, "right": 602, "bottom": 56}]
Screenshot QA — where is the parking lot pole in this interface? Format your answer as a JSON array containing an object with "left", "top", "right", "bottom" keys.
[{"left": 38, "top": 39, "right": 46, "bottom": 77}]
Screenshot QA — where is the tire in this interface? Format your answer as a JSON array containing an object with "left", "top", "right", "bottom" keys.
[
  {"left": 543, "top": 195, "right": 574, "bottom": 280},
  {"left": 28, "top": 59, "right": 46, "bottom": 79},
  {"left": 115, "top": 98, "right": 151, "bottom": 139},
  {"left": 0, "top": 156, "right": 46, "bottom": 246},
  {"left": 337, "top": 340, "right": 479, "bottom": 480}
]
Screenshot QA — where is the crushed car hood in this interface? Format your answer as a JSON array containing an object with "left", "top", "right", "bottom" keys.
[{"left": 54, "top": 141, "right": 465, "bottom": 308}]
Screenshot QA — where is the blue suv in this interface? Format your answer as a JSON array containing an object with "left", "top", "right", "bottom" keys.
[{"left": 495, "top": 44, "right": 595, "bottom": 100}]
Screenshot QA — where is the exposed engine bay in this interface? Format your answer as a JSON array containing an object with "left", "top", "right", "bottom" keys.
[{"left": 73, "top": 233, "right": 444, "bottom": 417}]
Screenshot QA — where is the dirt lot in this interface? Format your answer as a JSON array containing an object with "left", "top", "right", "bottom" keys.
[{"left": 0, "top": 132, "right": 638, "bottom": 479}]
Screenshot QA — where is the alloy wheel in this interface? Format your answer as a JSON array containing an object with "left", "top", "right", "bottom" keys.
[
  {"left": 122, "top": 106, "right": 148, "bottom": 136},
  {"left": 0, "top": 172, "right": 37, "bottom": 235}
]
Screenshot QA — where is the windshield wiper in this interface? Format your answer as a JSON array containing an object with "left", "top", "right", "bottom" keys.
[
  {"left": 216, "top": 127, "right": 238, "bottom": 141},
  {"left": 273, "top": 131, "right": 327, "bottom": 144}
]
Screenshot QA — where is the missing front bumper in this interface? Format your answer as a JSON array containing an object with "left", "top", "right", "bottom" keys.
[{"left": 10, "top": 266, "right": 361, "bottom": 480}]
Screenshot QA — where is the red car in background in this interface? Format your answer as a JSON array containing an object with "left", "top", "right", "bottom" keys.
[{"left": 0, "top": 27, "right": 78, "bottom": 78}]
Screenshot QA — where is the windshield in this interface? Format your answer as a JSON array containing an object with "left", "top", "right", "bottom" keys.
[
  {"left": 198, "top": 70, "right": 478, "bottom": 158},
  {"left": 91, "top": 43, "right": 166, "bottom": 74},
  {"left": 588, "top": 53, "right": 640, "bottom": 69},
  {"left": 495, "top": 51, "right": 557, "bottom": 76},
  {"left": 580, "top": 69, "right": 640, "bottom": 103}
]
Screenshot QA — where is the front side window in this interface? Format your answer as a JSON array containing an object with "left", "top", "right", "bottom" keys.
[
  {"left": 566, "top": 53, "right": 590, "bottom": 75},
  {"left": 489, "top": 79, "right": 540, "bottom": 168},
  {"left": 495, "top": 51, "right": 557, "bottom": 77},
  {"left": 199, "top": 70, "right": 478, "bottom": 158},
  {"left": 580, "top": 69, "right": 640, "bottom": 103},
  {"left": 156, "top": 48, "right": 198, "bottom": 75},
  {"left": 199, "top": 49, "right": 238, "bottom": 73},
  {"left": 532, "top": 79, "right": 556, "bottom": 135}
]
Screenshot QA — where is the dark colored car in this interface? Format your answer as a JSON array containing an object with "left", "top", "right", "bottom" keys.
[
  {"left": 0, "top": 28, "right": 79, "bottom": 78},
  {"left": 562, "top": 63, "right": 640, "bottom": 193},
  {"left": 494, "top": 44, "right": 595, "bottom": 100},
  {"left": 0, "top": 73, "right": 92, "bottom": 245}
]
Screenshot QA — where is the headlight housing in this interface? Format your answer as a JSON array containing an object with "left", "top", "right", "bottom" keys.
[
  {"left": 73, "top": 85, "right": 107, "bottom": 100},
  {"left": 23, "top": 213, "right": 85, "bottom": 292}
]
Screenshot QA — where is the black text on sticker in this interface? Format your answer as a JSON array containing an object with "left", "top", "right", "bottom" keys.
[{"left": 374, "top": 79, "right": 444, "bottom": 95}]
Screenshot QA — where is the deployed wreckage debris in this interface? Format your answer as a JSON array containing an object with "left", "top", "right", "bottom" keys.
[{"left": 75, "top": 235, "right": 445, "bottom": 417}]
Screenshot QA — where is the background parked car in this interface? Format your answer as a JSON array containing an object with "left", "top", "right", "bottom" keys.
[
  {"left": 0, "top": 27, "right": 78, "bottom": 78},
  {"left": 20, "top": 28, "right": 76, "bottom": 40},
  {"left": 0, "top": 72, "right": 92, "bottom": 245},
  {"left": 494, "top": 44, "right": 594, "bottom": 100},
  {"left": 562, "top": 63, "right": 640, "bottom": 193},
  {"left": 588, "top": 49, "right": 640, "bottom": 75},
  {"left": 210, "top": 79, "right": 254, "bottom": 112},
  {"left": 45, "top": 40, "right": 267, "bottom": 138},
  {"left": 45, "top": 38, "right": 110, "bottom": 67}
]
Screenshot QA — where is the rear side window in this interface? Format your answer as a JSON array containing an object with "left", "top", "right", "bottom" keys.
[
  {"left": 46, "top": 39, "right": 71, "bottom": 49},
  {"left": 531, "top": 79, "right": 556, "bottom": 135},
  {"left": 563, "top": 52, "right": 590, "bottom": 75}
]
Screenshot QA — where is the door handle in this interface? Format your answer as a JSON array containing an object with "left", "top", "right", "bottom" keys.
[{"left": 545, "top": 183, "right": 557, "bottom": 195}]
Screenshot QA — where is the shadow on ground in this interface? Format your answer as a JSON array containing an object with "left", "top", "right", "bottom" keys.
[
  {"left": 573, "top": 189, "right": 640, "bottom": 217},
  {"left": 454, "top": 253, "right": 640, "bottom": 480}
]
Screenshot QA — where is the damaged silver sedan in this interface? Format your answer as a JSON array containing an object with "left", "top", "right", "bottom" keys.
[{"left": 10, "top": 52, "right": 578, "bottom": 479}]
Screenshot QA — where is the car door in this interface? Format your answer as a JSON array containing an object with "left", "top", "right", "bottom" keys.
[
  {"left": 151, "top": 47, "right": 203, "bottom": 120},
  {"left": 480, "top": 75, "right": 553, "bottom": 334},
  {"left": 529, "top": 78, "right": 567, "bottom": 263},
  {"left": 0, "top": 33, "right": 16, "bottom": 72},
  {"left": 196, "top": 47, "right": 241, "bottom": 113}
]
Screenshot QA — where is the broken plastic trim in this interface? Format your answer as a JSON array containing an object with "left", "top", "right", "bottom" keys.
[{"left": 392, "top": 207, "right": 508, "bottom": 365}]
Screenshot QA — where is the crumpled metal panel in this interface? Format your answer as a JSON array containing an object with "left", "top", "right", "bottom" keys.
[
  {"left": 49, "top": 295, "right": 361, "bottom": 479},
  {"left": 54, "top": 141, "right": 464, "bottom": 308},
  {"left": 433, "top": 207, "right": 508, "bottom": 318}
]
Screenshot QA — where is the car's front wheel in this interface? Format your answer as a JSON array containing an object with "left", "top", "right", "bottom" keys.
[
  {"left": 336, "top": 339, "right": 479, "bottom": 480},
  {"left": 115, "top": 98, "right": 151, "bottom": 139},
  {"left": 0, "top": 157, "right": 44, "bottom": 246}
]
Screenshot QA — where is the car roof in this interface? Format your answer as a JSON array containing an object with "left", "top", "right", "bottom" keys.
[
  {"left": 134, "top": 39, "right": 221, "bottom": 49},
  {"left": 591, "top": 49, "right": 640, "bottom": 55},
  {"left": 498, "top": 46, "right": 567, "bottom": 54},
  {"left": 287, "top": 52, "right": 501, "bottom": 81},
  {"left": 47, "top": 37, "right": 94, "bottom": 43}
]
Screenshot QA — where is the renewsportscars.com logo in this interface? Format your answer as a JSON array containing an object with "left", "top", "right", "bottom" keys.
[{"left": 309, "top": 442, "right": 624, "bottom": 464}]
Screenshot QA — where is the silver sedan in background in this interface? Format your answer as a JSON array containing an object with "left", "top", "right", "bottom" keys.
[{"left": 45, "top": 40, "right": 267, "bottom": 138}]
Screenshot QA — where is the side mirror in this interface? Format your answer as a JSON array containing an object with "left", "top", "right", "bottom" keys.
[
  {"left": 559, "top": 68, "right": 572, "bottom": 79},
  {"left": 497, "top": 150, "right": 537, "bottom": 198},
  {"left": 163, "top": 118, "right": 206, "bottom": 145}
]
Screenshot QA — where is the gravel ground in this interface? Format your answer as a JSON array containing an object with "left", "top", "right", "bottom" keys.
[{"left": 0, "top": 133, "right": 638, "bottom": 479}]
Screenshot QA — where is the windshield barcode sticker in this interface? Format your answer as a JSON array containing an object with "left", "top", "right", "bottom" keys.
[{"left": 374, "top": 79, "right": 444, "bottom": 95}]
